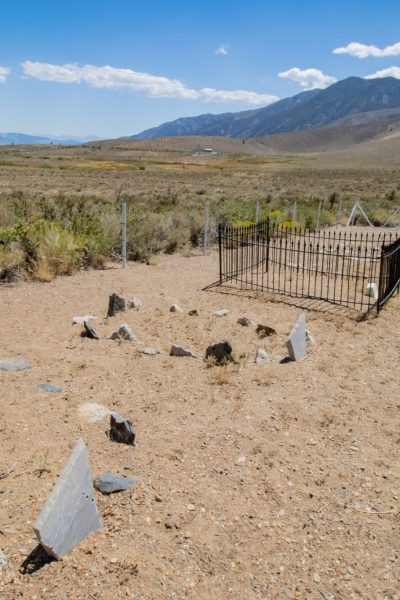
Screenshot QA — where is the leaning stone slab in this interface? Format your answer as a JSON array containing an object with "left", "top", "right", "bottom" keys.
[
  {"left": 255, "top": 348, "right": 270, "bottom": 365},
  {"left": 33, "top": 439, "right": 101, "bottom": 560},
  {"left": 214, "top": 309, "right": 229, "bottom": 317},
  {"left": 127, "top": 297, "right": 142, "bottom": 310},
  {"left": 84, "top": 320, "right": 99, "bottom": 340},
  {"left": 170, "top": 345, "right": 197, "bottom": 358},
  {"left": 286, "top": 313, "right": 307, "bottom": 361},
  {"left": 109, "top": 413, "right": 136, "bottom": 446},
  {"left": 110, "top": 324, "right": 135, "bottom": 341},
  {"left": 107, "top": 293, "right": 126, "bottom": 317},
  {"left": 93, "top": 470, "right": 139, "bottom": 494},
  {"left": 0, "top": 356, "right": 31, "bottom": 371},
  {"left": 37, "top": 383, "right": 64, "bottom": 393},
  {"left": 205, "top": 342, "right": 233, "bottom": 365}
]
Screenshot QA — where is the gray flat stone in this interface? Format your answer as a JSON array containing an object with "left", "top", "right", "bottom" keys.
[
  {"left": 255, "top": 348, "right": 269, "bottom": 364},
  {"left": 0, "top": 356, "right": 31, "bottom": 371},
  {"left": 170, "top": 345, "right": 197, "bottom": 358},
  {"left": 214, "top": 309, "right": 229, "bottom": 317},
  {"left": 110, "top": 324, "right": 135, "bottom": 341},
  {"left": 37, "top": 383, "right": 64, "bottom": 393},
  {"left": 83, "top": 320, "right": 99, "bottom": 339},
  {"left": 127, "top": 297, "right": 142, "bottom": 310},
  {"left": 141, "top": 347, "right": 160, "bottom": 355},
  {"left": 33, "top": 439, "right": 101, "bottom": 560},
  {"left": 72, "top": 315, "right": 96, "bottom": 325},
  {"left": 109, "top": 413, "right": 136, "bottom": 446},
  {"left": 205, "top": 342, "right": 233, "bottom": 365},
  {"left": 286, "top": 313, "right": 307, "bottom": 361},
  {"left": 93, "top": 470, "right": 139, "bottom": 494},
  {"left": 107, "top": 293, "right": 126, "bottom": 317}
]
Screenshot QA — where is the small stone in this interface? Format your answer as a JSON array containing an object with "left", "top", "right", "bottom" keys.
[
  {"left": 313, "top": 573, "right": 321, "bottom": 583},
  {"left": 205, "top": 342, "right": 233, "bottom": 365},
  {"left": 78, "top": 403, "right": 110, "bottom": 423},
  {"left": 187, "top": 504, "right": 195, "bottom": 511},
  {"left": 350, "top": 446, "right": 359, "bottom": 452},
  {"left": 107, "top": 293, "right": 126, "bottom": 318},
  {"left": 306, "top": 329, "right": 315, "bottom": 344},
  {"left": 109, "top": 413, "right": 136, "bottom": 446},
  {"left": 93, "top": 471, "right": 139, "bottom": 494},
  {"left": 365, "top": 282, "right": 378, "bottom": 300},
  {"left": 141, "top": 347, "right": 160, "bottom": 355},
  {"left": 237, "top": 317, "right": 252, "bottom": 327},
  {"left": 188, "top": 309, "right": 198, "bottom": 316},
  {"left": 72, "top": 315, "right": 96, "bottom": 325},
  {"left": 165, "top": 520, "right": 177, "bottom": 530},
  {"left": 110, "top": 324, "right": 135, "bottom": 341},
  {"left": 170, "top": 345, "right": 197, "bottom": 358},
  {"left": 0, "top": 549, "right": 7, "bottom": 570},
  {"left": 127, "top": 297, "right": 142, "bottom": 310},
  {"left": 255, "top": 348, "right": 269, "bottom": 365},
  {"left": 214, "top": 309, "right": 229, "bottom": 317},
  {"left": 256, "top": 324, "right": 277, "bottom": 338},
  {"left": 170, "top": 304, "right": 183, "bottom": 313},
  {"left": 0, "top": 356, "right": 31, "bottom": 371},
  {"left": 19, "top": 548, "right": 28, "bottom": 556},
  {"left": 83, "top": 320, "right": 99, "bottom": 340},
  {"left": 235, "top": 456, "right": 246, "bottom": 465},
  {"left": 154, "top": 494, "right": 163, "bottom": 502},
  {"left": 37, "top": 383, "right": 64, "bottom": 393}
]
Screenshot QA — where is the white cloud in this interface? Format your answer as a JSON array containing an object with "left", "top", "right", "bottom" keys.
[
  {"left": 21, "top": 61, "right": 198, "bottom": 99},
  {"left": 216, "top": 44, "right": 228, "bottom": 56},
  {"left": 333, "top": 41, "right": 400, "bottom": 58},
  {"left": 21, "top": 60, "right": 278, "bottom": 105},
  {"left": 0, "top": 66, "right": 10, "bottom": 83},
  {"left": 365, "top": 66, "right": 400, "bottom": 80},
  {"left": 278, "top": 67, "right": 336, "bottom": 90},
  {"left": 200, "top": 87, "right": 278, "bottom": 104}
]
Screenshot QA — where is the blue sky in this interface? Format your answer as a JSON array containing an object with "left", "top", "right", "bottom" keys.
[{"left": 1, "top": 0, "right": 400, "bottom": 138}]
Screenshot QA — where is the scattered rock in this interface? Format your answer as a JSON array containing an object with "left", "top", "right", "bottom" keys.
[
  {"left": 0, "top": 356, "right": 31, "bottom": 371},
  {"left": 37, "top": 383, "right": 64, "bottom": 393},
  {"left": 107, "top": 293, "right": 126, "bottom": 317},
  {"left": 110, "top": 324, "right": 135, "bottom": 341},
  {"left": 170, "top": 345, "right": 197, "bottom": 358},
  {"left": 83, "top": 320, "right": 99, "bottom": 340},
  {"left": 237, "top": 317, "right": 252, "bottom": 327},
  {"left": 33, "top": 439, "right": 101, "bottom": 560},
  {"left": 188, "top": 309, "right": 198, "bottom": 316},
  {"left": 286, "top": 313, "right": 307, "bottom": 361},
  {"left": 109, "top": 413, "right": 136, "bottom": 446},
  {"left": 313, "top": 573, "right": 321, "bottom": 583},
  {"left": 72, "top": 315, "right": 96, "bottom": 325},
  {"left": 93, "top": 470, "right": 139, "bottom": 494},
  {"left": 256, "top": 324, "right": 277, "bottom": 338},
  {"left": 365, "top": 282, "right": 378, "bottom": 300},
  {"left": 187, "top": 504, "right": 195, "bottom": 511},
  {"left": 205, "top": 341, "right": 233, "bottom": 365},
  {"left": 154, "top": 494, "right": 163, "bottom": 502},
  {"left": 0, "top": 549, "right": 7, "bottom": 570},
  {"left": 214, "top": 309, "right": 229, "bottom": 317},
  {"left": 170, "top": 304, "right": 183, "bottom": 313},
  {"left": 78, "top": 403, "right": 110, "bottom": 423},
  {"left": 235, "top": 456, "right": 246, "bottom": 465},
  {"left": 306, "top": 329, "right": 316, "bottom": 344},
  {"left": 141, "top": 347, "right": 160, "bottom": 355},
  {"left": 165, "top": 519, "right": 179, "bottom": 530},
  {"left": 255, "top": 348, "right": 269, "bottom": 364},
  {"left": 127, "top": 297, "right": 142, "bottom": 310}
]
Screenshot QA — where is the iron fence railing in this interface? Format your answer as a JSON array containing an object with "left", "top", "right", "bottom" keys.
[{"left": 218, "top": 219, "right": 400, "bottom": 313}]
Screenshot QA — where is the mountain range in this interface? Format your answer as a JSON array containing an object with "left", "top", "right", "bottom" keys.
[
  {"left": 0, "top": 133, "right": 98, "bottom": 146},
  {"left": 132, "top": 76, "right": 400, "bottom": 140}
]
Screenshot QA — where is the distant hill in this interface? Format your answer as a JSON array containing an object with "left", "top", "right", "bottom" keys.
[
  {"left": 0, "top": 133, "right": 98, "bottom": 146},
  {"left": 132, "top": 76, "right": 400, "bottom": 140}
]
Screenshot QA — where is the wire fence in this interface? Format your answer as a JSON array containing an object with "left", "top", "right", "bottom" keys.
[{"left": 218, "top": 219, "right": 400, "bottom": 312}]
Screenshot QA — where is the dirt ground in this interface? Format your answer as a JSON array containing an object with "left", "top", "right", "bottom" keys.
[{"left": 0, "top": 250, "right": 399, "bottom": 599}]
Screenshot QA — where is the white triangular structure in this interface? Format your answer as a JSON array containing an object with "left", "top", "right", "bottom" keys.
[
  {"left": 34, "top": 439, "right": 101, "bottom": 559},
  {"left": 346, "top": 202, "right": 373, "bottom": 227}
]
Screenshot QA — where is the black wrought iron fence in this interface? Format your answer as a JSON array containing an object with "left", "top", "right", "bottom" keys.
[{"left": 218, "top": 219, "right": 400, "bottom": 312}]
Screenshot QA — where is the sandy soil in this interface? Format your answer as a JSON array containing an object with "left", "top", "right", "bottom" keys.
[{"left": 0, "top": 251, "right": 399, "bottom": 599}]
